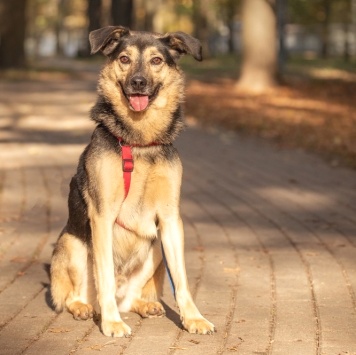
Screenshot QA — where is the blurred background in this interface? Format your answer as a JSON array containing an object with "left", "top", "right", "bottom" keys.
[
  {"left": 1, "top": 1, "right": 356, "bottom": 71},
  {"left": 0, "top": 0, "right": 356, "bottom": 168}
]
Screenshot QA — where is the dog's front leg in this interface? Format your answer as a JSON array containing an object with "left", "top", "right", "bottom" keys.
[
  {"left": 91, "top": 215, "right": 131, "bottom": 337},
  {"left": 160, "top": 216, "right": 215, "bottom": 334}
]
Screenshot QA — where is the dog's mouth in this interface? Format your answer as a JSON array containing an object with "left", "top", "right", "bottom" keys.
[{"left": 120, "top": 83, "right": 161, "bottom": 112}]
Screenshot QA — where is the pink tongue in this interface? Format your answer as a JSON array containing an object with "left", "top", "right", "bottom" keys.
[{"left": 129, "top": 95, "right": 149, "bottom": 111}]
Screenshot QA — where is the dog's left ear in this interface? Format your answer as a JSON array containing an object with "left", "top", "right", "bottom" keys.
[
  {"left": 161, "top": 32, "right": 202, "bottom": 61},
  {"left": 89, "top": 26, "right": 130, "bottom": 56}
]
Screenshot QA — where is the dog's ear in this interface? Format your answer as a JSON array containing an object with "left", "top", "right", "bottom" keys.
[
  {"left": 160, "top": 32, "right": 202, "bottom": 61},
  {"left": 89, "top": 26, "right": 130, "bottom": 56}
]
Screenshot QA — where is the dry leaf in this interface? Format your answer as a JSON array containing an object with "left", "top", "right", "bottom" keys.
[
  {"left": 87, "top": 340, "right": 116, "bottom": 351},
  {"left": 227, "top": 346, "right": 238, "bottom": 352},
  {"left": 48, "top": 327, "right": 71, "bottom": 333},
  {"left": 188, "top": 339, "right": 200, "bottom": 344}
]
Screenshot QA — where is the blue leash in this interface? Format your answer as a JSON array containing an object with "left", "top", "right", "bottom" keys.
[{"left": 161, "top": 242, "right": 176, "bottom": 299}]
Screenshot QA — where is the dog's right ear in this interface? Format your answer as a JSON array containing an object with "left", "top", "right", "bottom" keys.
[{"left": 89, "top": 26, "right": 130, "bottom": 56}]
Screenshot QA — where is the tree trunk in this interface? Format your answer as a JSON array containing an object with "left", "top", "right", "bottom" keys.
[
  {"left": 88, "top": 0, "right": 102, "bottom": 32},
  {"left": 225, "top": 0, "right": 238, "bottom": 54},
  {"left": 342, "top": 0, "right": 352, "bottom": 62},
  {"left": 141, "top": 0, "right": 155, "bottom": 32},
  {"left": 320, "top": 0, "right": 330, "bottom": 58},
  {"left": 192, "top": 0, "right": 210, "bottom": 57},
  {"left": 111, "top": 0, "right": 133, "bottom": 28},
  {"left": 0, "top": 0, "right": 28, "bottom": 69},
  {"left": 55, "top": 0, "right": 65, "bottom": 56},
  {"left": 237, "top": 0, "right": 278, "bottom": 93},
  {"left": 276, "top": 0, "right": 287, "bottom": 75},
  {"left": 86, "top": 0, "right": 102, "bottom": 55}
]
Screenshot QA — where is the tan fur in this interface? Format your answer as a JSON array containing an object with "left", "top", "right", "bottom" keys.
[
  {"left": 50, "top": 28, "right": 215, "bottom": 337},
  {"left": 99, "top": 46, "right": 184, "bottom": 144}
]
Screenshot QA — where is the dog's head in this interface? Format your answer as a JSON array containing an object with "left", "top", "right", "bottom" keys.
[{"left": 89, "top": 26, "right": 202, "bottom": 113}]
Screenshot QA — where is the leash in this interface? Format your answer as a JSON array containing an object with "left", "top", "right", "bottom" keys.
[{"left": 117, "top": 138, "right": 176, "bottom": 299}]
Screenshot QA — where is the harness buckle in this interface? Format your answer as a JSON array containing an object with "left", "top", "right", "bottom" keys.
[{"left": 122, "top": 158, "right": 134, "bottom": 172}]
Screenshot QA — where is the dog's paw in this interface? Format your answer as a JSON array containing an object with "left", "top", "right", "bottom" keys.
[
  {"left": 183, "top": 317, "right": 215, "bottom": 335},
  {"left": 68, "top": 302, "right": 94, "bottom": 321},
  {"left": 137, "top": 301, "right": 166, "bottom": 318},
  {"left": 101, "top": 320, "right": 131, "bottom": 338}
]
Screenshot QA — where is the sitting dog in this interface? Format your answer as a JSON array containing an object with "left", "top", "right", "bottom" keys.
[{"left": 50, "top": 26, "right": 215, "bottom": 337}]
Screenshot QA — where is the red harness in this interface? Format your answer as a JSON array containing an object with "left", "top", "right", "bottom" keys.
[
  {"left": 118, "top": 137, "right": 160, "bottom": 199},
  {"left": 117, "top": 137, "right": 176, "bottom": 297},
  {"left": 116, "top": 137, "right": 159, "bottom": 228}
]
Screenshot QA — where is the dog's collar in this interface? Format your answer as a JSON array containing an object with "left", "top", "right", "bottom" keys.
[{"left": 117, "top": 137, "right": 161, "bottom": 148}]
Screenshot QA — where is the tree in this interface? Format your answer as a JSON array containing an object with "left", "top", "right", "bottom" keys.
[
  {"left": 86, "top": 0, "right": 102, "bottom": 54},
  {"left": 192, "top": 0, "right": 210, "bottom": 56},
  {"left": 111, "top": 0, "right": 133, "bottom": 28},
  {"left": 216, "top": 0, "right": 240, "bottom": 53},
  {"left": 320, "top": 0, "right": 331, "bottom": 58},
  {"left": 54, "top": 0, "right": 66, "bottom": 56},
  {"left": 0, "top": 0, "right": 28, "bottom": 69},
  {"left": 236, "top": 0, "right": 278, "bottom": 92}
]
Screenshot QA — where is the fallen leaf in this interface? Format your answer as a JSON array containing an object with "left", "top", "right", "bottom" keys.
[
  {"left": 87, "top": 340, "right": 117, "bottom": 351},
  {"left": 88, "top": 345, "right": 102, "bottom": 351},
  {"left": 227, "top": 346, "right": 238, "bottom": 351},
  {"left": 188, "top": 339, "right": 200, "bottom": 344},
  {"left": 48, "top": 327, "right": 71, "bottom": 333}
]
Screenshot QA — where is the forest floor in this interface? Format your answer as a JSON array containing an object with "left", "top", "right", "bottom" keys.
[{"left": 181, "top": 55, "right": 356, "bottom": 170}]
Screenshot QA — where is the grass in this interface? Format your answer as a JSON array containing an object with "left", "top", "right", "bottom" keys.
[{"left": 180, "top": 55, "right": 240, "bottom": 80}]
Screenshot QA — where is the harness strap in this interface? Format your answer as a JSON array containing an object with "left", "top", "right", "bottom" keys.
[
  {"left": 117, "top": 137, "right": 176, "bottom": 299},
  {"left": 121, "top": 144, "right": 134, "bottom": 199},
  {"left": 118, "top": 137, "right": 159, "bottom": 198}
]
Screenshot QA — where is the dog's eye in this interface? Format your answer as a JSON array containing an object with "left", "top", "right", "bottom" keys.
[
  {"left": 119, "top": 56, "right": 130, "bottom": 64},
  {"left": 151, "top": 57, "right": 163, "bottom": 65}
]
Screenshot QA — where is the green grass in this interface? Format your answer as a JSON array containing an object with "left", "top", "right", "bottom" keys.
[
  {"left": 180, "top": 54, "right": 240, "bottom": 80},
  {"left": 287, "top": 56, "right": 356, "bottom": 73}
]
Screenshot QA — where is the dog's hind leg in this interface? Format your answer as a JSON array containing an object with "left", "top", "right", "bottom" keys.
[
  {"left": 118, "top": 241, "right": 166, "bottom": 318},
  {"left": 130, "top": 260, "right": 166, "bottom": 318},
  {"left": 51, "top": 232, "right": 95, "bottom": 320}
]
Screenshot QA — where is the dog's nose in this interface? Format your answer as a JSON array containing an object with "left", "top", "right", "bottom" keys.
[{"left": 130, "top": 76, "right": 147, "bottom": 91}]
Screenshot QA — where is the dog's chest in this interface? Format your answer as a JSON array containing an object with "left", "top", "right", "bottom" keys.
[{"left": 115, "top": 161, "right": 160, "bottom": 238}]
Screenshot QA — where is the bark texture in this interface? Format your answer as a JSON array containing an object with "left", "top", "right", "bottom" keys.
[
  {"left": 0, "top": 0, "right": 28, "bottom": 69},
  {"left": 237, "top": 0, "right": 278, "bottom": 92}
]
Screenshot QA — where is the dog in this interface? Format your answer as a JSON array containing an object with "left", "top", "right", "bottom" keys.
[{"left": 50, "top": 26, "right": 215, "bottom": 337}]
